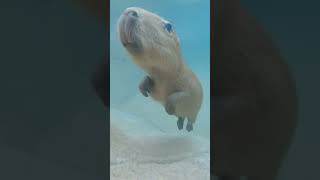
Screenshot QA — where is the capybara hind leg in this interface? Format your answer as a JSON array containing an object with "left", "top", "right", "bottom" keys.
[
  {"left": 186, "top": 118, "right": 194, "bottom": 132},
  {"left": 177, "top": 117, "right": 185, "bottom": 130},
  {"left": 165, "top": 91, "right": 189, "bottom": 115},
  {"left": 166, "top": 91, "right": 197, "bottom": 132}
]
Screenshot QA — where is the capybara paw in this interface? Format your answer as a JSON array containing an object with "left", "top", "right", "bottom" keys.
[
  {"left": 139, "top": 84, "right": 149, "bottom": 97},
  {"left": 186, "top": 122, "right": 193, "bottom": 132},
  {"left": 139, "top": 76, "right": 154, "bottom": 97},
  {"left": 177, "top": 117, "right": 185, "bottom": 130}
]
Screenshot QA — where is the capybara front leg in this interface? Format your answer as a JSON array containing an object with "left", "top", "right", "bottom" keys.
[{"left": 139, "top": 76, "right": 154, "bottom": 97}]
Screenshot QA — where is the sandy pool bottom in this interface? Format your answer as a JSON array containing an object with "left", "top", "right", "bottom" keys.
[{"left": 110, "top": 108, "right": 210, "bottom": 180}]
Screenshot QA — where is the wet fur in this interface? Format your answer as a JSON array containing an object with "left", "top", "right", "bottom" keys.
[{"left": 118, "top": 7, "right": 203, "bottom": 129}]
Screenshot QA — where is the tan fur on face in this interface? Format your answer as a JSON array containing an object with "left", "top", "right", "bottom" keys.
[{"left": 118, "top": 7, "right": 203, "bottom": 122}]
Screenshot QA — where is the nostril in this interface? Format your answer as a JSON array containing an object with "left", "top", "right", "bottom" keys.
[{"left": 126, "top": 10, "right": 138, "bottom": 18}]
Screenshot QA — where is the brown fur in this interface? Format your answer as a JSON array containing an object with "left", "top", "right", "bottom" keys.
[{"left": 118, "top": 7, "right": 203, "bottom": 123}]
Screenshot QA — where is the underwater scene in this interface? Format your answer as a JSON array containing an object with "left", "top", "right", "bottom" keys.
[{"left": 110, "top": 0, "right": 210, "bottom": 179}]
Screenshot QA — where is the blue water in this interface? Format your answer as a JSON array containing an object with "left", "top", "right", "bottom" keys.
[
  {"left": 110, "top": 1, "right": 210, "bottom": 179},
  {"left": 110, "top": 0, "right": 210, "bottom": 138}
]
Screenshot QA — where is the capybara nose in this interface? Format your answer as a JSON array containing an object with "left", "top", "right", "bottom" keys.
[{"left": 125, "top": 9, "right": 138, "bottom": 18}]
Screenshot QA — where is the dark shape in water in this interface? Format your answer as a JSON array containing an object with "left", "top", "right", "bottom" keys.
[
  {"left": 71, "top": 0, "right": 107, "bottom": 23},
  {"left": 72, "top": 0, "right": 108, "bottom": 107},
  {"left": 91, "top": 58, "right": 108, "bottom": 108},
  {"left": 212, "top": 0, "right": 298, "bottom": 180}
]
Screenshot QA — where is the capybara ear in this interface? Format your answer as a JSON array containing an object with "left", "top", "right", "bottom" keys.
[{"left": 70, "top": 0, "right": 107, "bottom": 24}]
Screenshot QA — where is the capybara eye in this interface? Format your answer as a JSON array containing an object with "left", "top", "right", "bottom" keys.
[
  {"left": 163, "top": 23, "right": 173, "bottom": 33},
  {"left": 129, "top": 10, "right": 138, "bottom": 17},
  {"left": 126, "top": 9, "right": 138, "bottom": 18}
]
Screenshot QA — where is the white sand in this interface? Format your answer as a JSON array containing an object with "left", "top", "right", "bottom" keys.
[{"left": 110, "top": 108, "right": 210, "bottom": 180}]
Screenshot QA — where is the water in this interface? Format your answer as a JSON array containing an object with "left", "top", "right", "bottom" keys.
[{"left": 110, "top": 0, "right": 210, "bottom": 179}]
